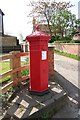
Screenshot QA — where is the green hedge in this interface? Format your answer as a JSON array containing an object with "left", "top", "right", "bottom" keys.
[
  {"left": 54, "top": 40, "right": 71, "bottom": 43},
  {"left": 70, "top": 40, "right": 80, "bottom": 43},
  {"left": 54, "top": 40, "right": 80, "bottom": 43}
]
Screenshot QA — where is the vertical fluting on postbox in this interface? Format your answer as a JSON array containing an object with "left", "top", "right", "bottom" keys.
[{"left": 26, "top": 25, "right": 50, "bottom": 95}]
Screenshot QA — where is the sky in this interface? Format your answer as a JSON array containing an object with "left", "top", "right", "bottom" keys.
[{"left": 0, "top": 0, "right": 80, "bottom": 40}]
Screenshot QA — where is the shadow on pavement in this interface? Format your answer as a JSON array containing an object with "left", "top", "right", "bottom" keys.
[{"left": 54, "top": 70, "right": 80, "bottom": 107}]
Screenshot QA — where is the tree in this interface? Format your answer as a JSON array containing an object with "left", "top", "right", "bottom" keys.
[
  {"left": 75, "top": 19, "right": 80, "bottom": 27},
  {"left": 28, "top": 0, "right": 73, "bottom": 38},
  {"left": 51, "top": 10, "right": 76, "bottom": 40}
]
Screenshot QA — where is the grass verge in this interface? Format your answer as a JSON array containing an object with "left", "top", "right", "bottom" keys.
[
  {"left": 0, "top": 58, "right": 29, "bottom": 83},
  {"left": 0, "top": 61, "right": 11, "bottom": 83},
  {"left": 0, "top": 61, "right": 10, "bottom": 74},
  {"left": 54, "top": 49, "right": 80, "bottom": 60}
]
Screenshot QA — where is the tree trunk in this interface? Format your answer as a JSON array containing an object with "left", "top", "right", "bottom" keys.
[
  {"left": 47, "top": 20, "right": 52, "bottom": 37},
  {"left": 61, "top": 32, "right": 64, "bottom": 40},
  {"left": 44, "top": 12, "right": 52, "bottom": 37}
]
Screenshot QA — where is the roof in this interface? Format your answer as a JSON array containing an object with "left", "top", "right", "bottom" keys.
[{"left": 0, "top": 9, "right": 4, "bottom": 15}]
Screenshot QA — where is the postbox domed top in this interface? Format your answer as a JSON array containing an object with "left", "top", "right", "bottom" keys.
[{"left": 26, "top": 25, "right": 50, "bottom": 42}]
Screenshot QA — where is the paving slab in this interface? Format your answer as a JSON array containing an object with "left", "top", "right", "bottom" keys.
[{"left": 2, "top": 80, "right": 67, "bottom": 119}]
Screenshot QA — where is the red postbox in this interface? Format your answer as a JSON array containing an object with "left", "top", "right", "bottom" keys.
[{"left": 26, "top": 25, "right": 50, "bottom": 95}]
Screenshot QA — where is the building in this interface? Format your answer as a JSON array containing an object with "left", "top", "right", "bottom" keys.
[
  {"left": 0, "top": 9, "right": 4, "bottom": 36},
  {"left": 73, "top": 26, "right": 80, "bottom": 40},
  {"left": 0, "top": 9, "right": 22, "bottom": 53}
]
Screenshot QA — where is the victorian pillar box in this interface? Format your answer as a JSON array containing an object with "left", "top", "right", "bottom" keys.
[{"left": 26, "top": 26, "right": 50, "bottom": 95}]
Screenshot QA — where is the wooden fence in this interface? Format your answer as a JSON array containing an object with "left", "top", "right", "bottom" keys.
[{"left": 0, "top": 51, "right": 30, "bottom": 94}]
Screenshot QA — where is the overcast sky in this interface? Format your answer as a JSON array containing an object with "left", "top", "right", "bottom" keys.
[{"left": 0, "top": 0, "right": 80, "bottom": 39}]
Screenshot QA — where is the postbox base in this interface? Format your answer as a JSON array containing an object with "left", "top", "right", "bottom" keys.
[{"left": 29, "top": 90, "right": 49, "bottom": 96}]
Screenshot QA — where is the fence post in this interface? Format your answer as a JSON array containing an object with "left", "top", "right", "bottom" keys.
[
  {"left": 48, "top": 46, "right": 54, "bottom": 81},
  {"left": 10, "top": 51, "right": 21, "bottom": 85}
]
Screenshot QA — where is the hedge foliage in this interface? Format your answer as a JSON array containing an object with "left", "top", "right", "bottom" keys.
[{"left": 54, "top": 40, "right": 80, "bottom": 43}]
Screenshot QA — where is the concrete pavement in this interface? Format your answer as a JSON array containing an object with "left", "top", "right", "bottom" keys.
[
  {"left": 2, "top": 80, "right": 67, "bottom": 120},
  {"left": 53, "top": 53, "right": 80, "bottom": 118},
  {"left": 54, "top": 53, "right": 79, "bottom": 88}
]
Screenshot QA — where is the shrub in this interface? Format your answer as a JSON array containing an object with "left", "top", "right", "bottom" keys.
[
  {"left": 21, "top": 57, "right": 30, "bottom": 76},
  {"left": 49, "top": 36, "right": 56, "bottom": 43},
  {"left": 54, "top": 40, "right": 71, "bottom": 43},
  {"left": 70, "top": 40, "right": 80, "bottom": 43},
  {"left": 21, "top": 69, "right": 29, "bottom": 76},
  {"left": 54, "top": 40, "right": 80, "bottom": 43}
]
